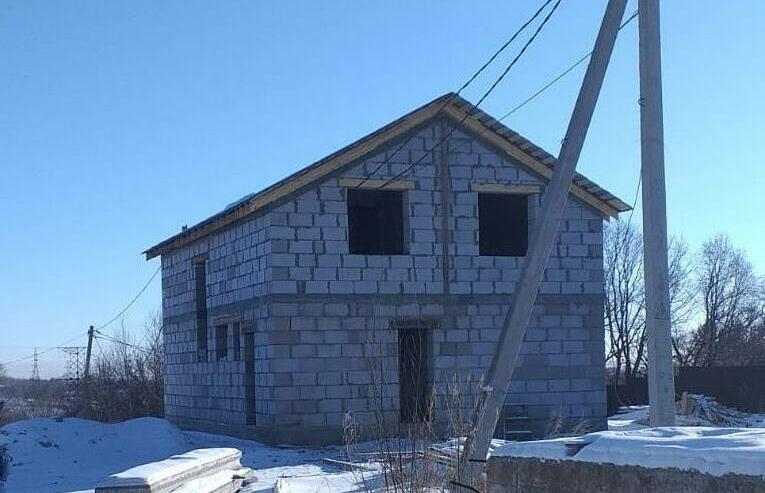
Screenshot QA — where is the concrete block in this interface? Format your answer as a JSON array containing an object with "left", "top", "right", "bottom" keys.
[{"left": 305, "top": 281, "right": 329, "bottom": 294}]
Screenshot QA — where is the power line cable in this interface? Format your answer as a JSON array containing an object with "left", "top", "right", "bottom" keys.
[
  {"left": 504, "top": 7, "right": 640, "bottom": 232},
  {"left": 471, "top": 0, "right": 563, "bottom": 111},
  {"left": 356, "top": 0, "right": 556, "bottom": 187},
  {"left": 624, "top": 171, "right": 642, "bottom": 229},
  {"left": 1, "top": 265, "right": 161, "bottom": 369},
  {"left": 94, "top": 335, "right": 105, "bottom": 356},
  {"left": 499, "top": 10, "right": 638, "bottom": 121},
  {"left": 95, "top": 333, "right": 153, "bottom": 354},
  {"left": 1, "top": 331, "right": 88, "bottom": 368},
  {"left": 500, "top": 54, "right": 591, "bottom": 120},
  {"left": 380, "top": 6, "right": 635, "bottom": 190},
  {"left": 94, "top": 265, "right": 161, "bottom": 332},
  {"left": 376, "top": 0, "right": 564, "bottom": 189}
]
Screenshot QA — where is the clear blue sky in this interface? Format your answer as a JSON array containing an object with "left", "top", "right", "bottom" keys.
[{"left": 1, "top": 1, "right": 763, "bottom": 377}]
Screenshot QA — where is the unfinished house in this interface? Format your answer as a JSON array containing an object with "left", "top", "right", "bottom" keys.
[{"left": 145, "top": 94, "right": 630, "bottom": 445}]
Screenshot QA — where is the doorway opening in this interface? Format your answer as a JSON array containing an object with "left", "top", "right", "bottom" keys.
[{"left": 397, "top": 322, "right": 433, "bottom": 424}]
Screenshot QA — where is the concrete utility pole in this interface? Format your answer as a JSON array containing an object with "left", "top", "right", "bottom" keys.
[
  {"left": 84, "top": 325, "right": 95, "bottom": 380},
  {"left": 639, "top": 0, "right": 675, "bottom": 427},
  {"left": 460, "top": 0, "right": 628, "bottom": 476}
]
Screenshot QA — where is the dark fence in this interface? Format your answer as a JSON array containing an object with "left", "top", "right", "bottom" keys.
[
  {"left": 607, "top": 366, "right": 765, "bottom": 415},
  {"left": 677, "top": 366, "right": 765, "bottom": 413},
  {"left": 607, "top": 377, "right": 648, "bottom": 416}
]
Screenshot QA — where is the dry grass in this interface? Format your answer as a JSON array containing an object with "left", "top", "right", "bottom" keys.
[
  {"left": 545, "top": 408, "right": 594, "bottom": 439},
  {"left": 0, "top": 445, "right": 9, "bottom": 480},
  {"left": 342, "top": 368, "right": 488, "bottom": 493}
]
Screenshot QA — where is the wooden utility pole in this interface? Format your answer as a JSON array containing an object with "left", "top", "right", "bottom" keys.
[
  {"left": 639, "top": 0, "right": 675, "bottom": 427},
  {"left": 459, "top": 0, "right": 628, "bottom": 479},
  {"left": 84, "top": 325, "right": 95, "bottom": 380}
]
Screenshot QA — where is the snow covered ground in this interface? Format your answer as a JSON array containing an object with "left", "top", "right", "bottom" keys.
[
  {"left": 607, "top": 401, "right": 765, "bottom": 431},
  {"left": 0, "top": 417, "right": 367, "bottom": 493},
  {"left": 606, "top": 405, "right": 653, "bottom": 431},
  {"left": 1, "top": 417, "right": 193, "bottom": 492},
  {"left": 494, "top": 402, "right": 765, "bottom": 477},
  {"left": 493, "top": 426, "right": 765, "bottom": 477},
  {"left": 2, "top": 399, "right": 764, "bottom": 492}
]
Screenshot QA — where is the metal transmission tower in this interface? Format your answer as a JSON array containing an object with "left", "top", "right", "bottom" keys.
[
  {"left": 59, "top": 346, "right": 87, "bottom": 381},
  {"left": 31, "top": 348, "right": 41, "bottom": 380}
]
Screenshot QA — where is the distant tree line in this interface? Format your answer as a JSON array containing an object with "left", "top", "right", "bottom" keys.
[
  {"left": 79, "top": 313, "right": 164, "bottom": 422},
  {"left": 0, "top": 314, "right": 164, "bottom": 425},
  {"left": 604, "top": 220, "right": 765, "bottom": 385}
]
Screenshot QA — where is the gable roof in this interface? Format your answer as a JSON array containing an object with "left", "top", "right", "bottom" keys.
[{"left": 145, "top": 93, "right": 630, "bottom": 260}]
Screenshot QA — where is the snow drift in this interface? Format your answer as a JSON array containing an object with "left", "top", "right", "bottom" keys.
[
  {"left": 494, "top": 426, "right": 765, "bottom": 477},
  {"left": 0, "top": 417, "right": 194, "bottom": 492}
]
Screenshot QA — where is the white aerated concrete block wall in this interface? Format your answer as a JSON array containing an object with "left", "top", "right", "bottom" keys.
[{"left": 161, "top": 119, "right": 606, "bottom": 443}]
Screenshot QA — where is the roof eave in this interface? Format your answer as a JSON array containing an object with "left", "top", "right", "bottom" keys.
[
  {"left": 144, "top": 93, "right": 456, "bottom": 260},
  {"left": 145, "top": 93, "right": 630, "bottom": 260}
]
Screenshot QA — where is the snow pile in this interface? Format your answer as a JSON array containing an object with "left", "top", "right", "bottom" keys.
[
  {"left": 0, "top": 417, "right": 193, "bottom": 492},
  {"left": 0, "top": 416, "right": 372, "bottom": 493},
  {"left": 608, "top": 398, "right": 765, "bottom": 431},
  {"left": 494, "top": 427, "right": 765, "bottom": 477},
  {"left": 607, "top": 405, "right": 651, "bottom": 431}
]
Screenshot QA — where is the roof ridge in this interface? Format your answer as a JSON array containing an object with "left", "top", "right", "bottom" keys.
[{"left": 145, "top": 94, "right": 629, "bottom": 259}]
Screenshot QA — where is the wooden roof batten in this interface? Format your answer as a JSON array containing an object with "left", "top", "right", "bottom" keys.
[{"left": 144, "top": 93, "right": 630, "bottom": 260}]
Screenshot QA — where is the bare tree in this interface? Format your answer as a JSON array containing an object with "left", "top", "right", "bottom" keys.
[
  {"left": 82, "top": 313, "right": 164, "bottom": 421},
  {"left": 667, "top": 237, "right": 696, "bottom": 365},
  {"left": 688, "top": 235, "right": 762, "bottom": 366},
  {"left": 604, "top": 221, "right": 696, "bottom": 380},
  {"left": 603, "top": 219, "right": 645, "bottom": 385}
]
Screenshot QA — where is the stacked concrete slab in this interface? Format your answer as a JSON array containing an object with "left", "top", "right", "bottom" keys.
[{"left": 95, "top": 448, "right": 249, "bottom": 493}]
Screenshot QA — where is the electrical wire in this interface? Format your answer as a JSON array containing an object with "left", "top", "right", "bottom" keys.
[
  {"left": 624, "top": 172, "right": 642, "bottom": 228},
  {"left": 95, "top": 333, "right": 153, "bottom": 354},
  {"left": 499, "top": 10, "right": 638, "bottom": 121},
  {"left": 356, "top": 0, "right": 557, "bottom": 187},
  {"left": 1, "top": 331, "right": 88, "bottom": 368},
  {"left": 94, "top": 265, "right": 161, "bottom": 332},
  {"left": 376, "top": 0, "right": 564, "bottom": 189},
  {"left": 1, "top": 265, "right": 161, "bottom": 369},
  {"left": 378, "top": 7, "right": 636, "bottom": 189},
  {"left": 471, "top": 0, "right": 563, "bottom": 111},
  {"left": 94, "top": 335, "right": 105, "bottom": 356}
]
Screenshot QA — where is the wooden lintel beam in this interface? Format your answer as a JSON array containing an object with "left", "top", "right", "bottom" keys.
[
  {"left": 338, "top": 178, "right": 415, "bottom": 190},
  {"left": 470, "top": 182, "right": 542, "bottom": 194}
]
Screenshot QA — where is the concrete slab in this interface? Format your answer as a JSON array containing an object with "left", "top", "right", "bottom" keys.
[{"left": 95, "top": 448, "right": 242, "bottom": 493}]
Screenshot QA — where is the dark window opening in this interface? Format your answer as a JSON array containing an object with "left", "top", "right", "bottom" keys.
[
  {"left": 398, "top": 326, "right": 431, "bottom": 424},
  {"left": 478, "top": 193, "right": 529, "bottom": 256},
  {"left": 215, "top": 324, "right": 228, "bottom": 361},
  {"left": 244, "top": 332, "right": 256, "bottom": 425},
  {"left": 347, "top": 189, "right": 405, "bottom": 255},
  {"left": 194, "top": 260, "right": 208, "bottom": 362},
  {"left": 232, "top": 322, "right": 241, "bottom": 361}
]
